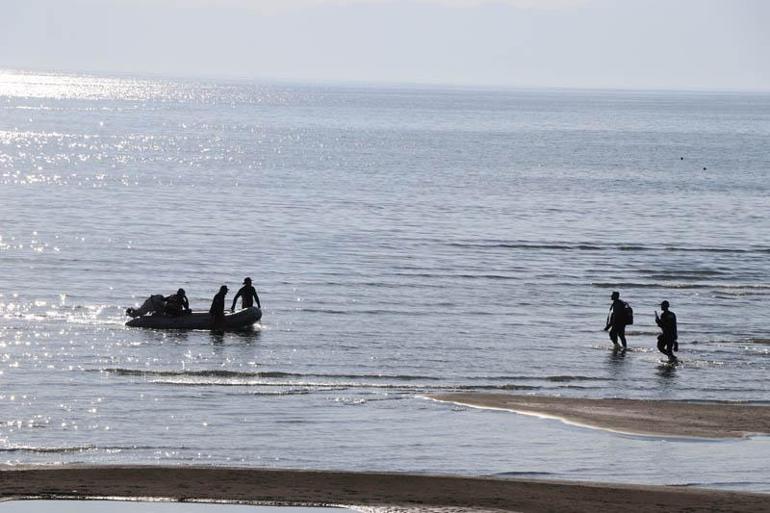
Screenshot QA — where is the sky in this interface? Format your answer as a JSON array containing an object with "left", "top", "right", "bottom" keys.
[{"left": 0, "top": 0, "right": 769, "bottom": 91}]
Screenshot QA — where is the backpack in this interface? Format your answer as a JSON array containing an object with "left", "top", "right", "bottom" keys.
[{"left": 621, "top": 301, "right": 634, "bottom": 325}]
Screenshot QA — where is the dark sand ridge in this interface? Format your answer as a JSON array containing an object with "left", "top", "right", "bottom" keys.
[
  {"left": 428, "top": 393, "right": 770, "bottom": 438},
  {"left": 2, "top": 466, "right": 770, "bottom": 513}
]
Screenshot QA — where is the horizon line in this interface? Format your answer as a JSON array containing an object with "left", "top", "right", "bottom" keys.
[{"left": 3, "top": 64, "right": 770, "bottom": 96}]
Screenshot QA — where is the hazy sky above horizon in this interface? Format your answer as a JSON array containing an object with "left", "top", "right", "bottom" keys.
[{"left": 1, "top": 0, "right": 769, "bottom": 90}]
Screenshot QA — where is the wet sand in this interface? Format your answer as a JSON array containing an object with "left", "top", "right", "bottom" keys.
[
  {"left": 428, "top": 393, "right": 770, "bottom": 438},
  {"left": 1, "top": 466, "right": 769, "bottom": 513},
  {"left": 0, "top": 501, "right": 338, "bottom": 513}
]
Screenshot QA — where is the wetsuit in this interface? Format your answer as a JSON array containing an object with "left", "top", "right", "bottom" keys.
[
  {"left": 210, "top": 291, "right": 226, "bottom": 327},
  {"left": 656, "top": 310, "right": 678, "bottom": 358},
  {"left": 231, "top": 285, "right": 261, "bottom": 310},
  {"left": 164, "top": 293, "right": 190, "bottom": 316},
  {"left": 607, "top": 299, "right": 628, "bottom": 349}
]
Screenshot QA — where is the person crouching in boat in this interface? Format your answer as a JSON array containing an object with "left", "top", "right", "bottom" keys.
[
  {"left": 164, "top": 288, "right": 191, "bottom": 316},
  {"left": 230, "top": 277, "right": 261, "bottom": 312},
  {"left": 210, "top": 285, "right": 228, "bottom": 329}
]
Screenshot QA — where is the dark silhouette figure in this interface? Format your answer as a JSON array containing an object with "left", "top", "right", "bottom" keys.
[
  {"left": 164, "top": 288, "right": 191, "bottom": 316},
  {"left": 655, "top": 300, "right": 678, "bottom": 361},
  {"left": 604, "top": 291, "right": 628, "bottom": 349},
  {"left": 210, "top": 285, "right": 228, "bottom": 329},
  {"left": 231, "top": 277, "right": 261, "bottom": 312}
]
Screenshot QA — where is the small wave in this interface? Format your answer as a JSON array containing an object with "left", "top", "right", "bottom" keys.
[
  {"left": 446, "top": 241, "right": 770, "bottom": 255},
  {"left": 470, "top": 374, "right": 606, "bottom": 383},
  {"left": 478, "top": 384, "right": 540, "bottom": 391},
  {"left": 493, "top": 471, "right": 555, "bottom": 477},
  {"left": 250, "top": 389, "right": 313, "bottom": 396},
  {"left": 297, "top": 308, "right": 350, "bottom": 314},
  {"left": 671, "top": 481, "right": 768, "bottom": 489},
  {"left": 98, "top": 368, "right": 444, "bottom": 381},
  {"left": 146, "top": 379, "right": 547, "bottom": 391},
  {"left": 0, "top": 445, "right": 96, "bottom": 453},
  {"left": 0, "top": 444, "right": 190, "bottom": 454},
  {"left": 100, "top": 368, "right": 605, "bottom": 385},
  {"left": 544, "top": 375, "right": 598, "bottom": 382},
  {"left": 145, "top": 379, "right": 603, "bottom": 393},
  {"left": 102, "top": 368, "right": 264, "bottom": 378},
  {"left": 447, "top": 242, "right": 602, "bottom": 251},
  {"left": 645, "top": 271, "right": 728, "bottom": 279},
  {"left": 590, "top": 345, "right": 655, "bottom": 353},
  {"left": 592, "top": 282, "right": 770, "bottom": 290}
]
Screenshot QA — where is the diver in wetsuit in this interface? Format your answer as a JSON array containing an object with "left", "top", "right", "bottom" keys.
[
  {"left": 604, "top": 291, "right": 629, "bottom": 349},
  {"left": 164, "top": 288, "right": 191, "bottom": 316},
  {"left": 655, "top": 300, "right": 678, "bottom": 361},
  {"left": 230, "top": 277, "right": 261, "bottom": 312},
  {"left": 210, "top": 285, "right": 228, "bottom": 329}
]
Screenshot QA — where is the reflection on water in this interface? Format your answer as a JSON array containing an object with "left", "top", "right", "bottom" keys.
[
  {"left": 656, "top": 360, "right": 680, "bottom": 384},
  {"left": 208, "top": 327, "right": 261, "bottom": 345},
  {"left": 210, "top": 331, "right": 226, "bottom": 344}
]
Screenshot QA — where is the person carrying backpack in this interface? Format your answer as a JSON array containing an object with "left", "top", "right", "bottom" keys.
[{"left": 604, "top": 291, "right": 633, "bottom": 349}]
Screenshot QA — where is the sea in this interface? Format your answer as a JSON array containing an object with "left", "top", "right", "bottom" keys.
[{"left": 1, "top": 70, "right": 769, "bottom": 491}]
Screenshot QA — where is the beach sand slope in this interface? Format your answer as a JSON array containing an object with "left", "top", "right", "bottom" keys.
[
  {"left": 2, "top": 467, "right": 769, "bottom": 513},
  {"left": 429, "top": 393, "right": 770, "bottom": 438}
]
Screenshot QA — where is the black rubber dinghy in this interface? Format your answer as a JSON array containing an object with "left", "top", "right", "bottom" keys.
[{"left": 126, "top": 306, "right": 262, "bottom": 330}]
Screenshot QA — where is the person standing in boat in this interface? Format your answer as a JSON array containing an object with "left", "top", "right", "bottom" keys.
[
  {"left": 210, "top": 285, "right": 228, "bottom": 328},
  {"left": 230, "top": 277, "right": 261, "bottom": 312}
]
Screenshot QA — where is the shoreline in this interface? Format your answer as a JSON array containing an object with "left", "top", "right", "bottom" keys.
[
  {"left": 2, "top": 466, "right": 769, "bottom": 513},
  {"left": 427, "top": 393, "right": 770, "bottom": 439}
]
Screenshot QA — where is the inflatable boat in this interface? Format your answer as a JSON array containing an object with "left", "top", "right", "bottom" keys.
[{"left": 126, "top": 306, "right": 262, "bottom": 330}]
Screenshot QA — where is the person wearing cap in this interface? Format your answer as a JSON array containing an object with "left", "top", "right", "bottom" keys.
[
  {"left": 210, "top": 285, "right": 228, "bottom": 328},
  {"left": 655, "top": 300, "right": 678, "bottom": 361},
  {"left": 164, "top": 288, "right": 191, "bottom": 316},
  {"left": 231, "top": 277, "right": 261, "bottom": 312},
  {"left": 603, "top": 291, "right": 629, "bottom": 349}
]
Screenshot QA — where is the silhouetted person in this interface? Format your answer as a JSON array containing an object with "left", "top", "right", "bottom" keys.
[
  {"left": 164, "top": 288, "right": 191, "bottom": 316},
  {"left": 210, "top": 285, "right": 228, "bottom": 329},
  {"left": 126, "top": 294, "right": 165, "bottom": 317},
  {"left": 655, "top": 300, "right": 678, "bottom": 361},
  {"left": 604, "top": 291, "right": 629, "bottom": 349},
  {"left": 231, "top": 277, "right": 261, "bottom": 312}
]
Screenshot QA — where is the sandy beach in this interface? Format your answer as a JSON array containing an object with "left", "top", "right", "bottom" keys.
[
  {"left": 428, "top": 393, "right": 770, "bottom": 438},
  {"left": 2, "top": 466, "right": 770, "bottom": 513}
]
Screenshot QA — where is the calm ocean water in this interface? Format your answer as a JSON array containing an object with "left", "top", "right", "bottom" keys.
[{"left": 1, "top": 70, "right": 769, "bottom": 491}]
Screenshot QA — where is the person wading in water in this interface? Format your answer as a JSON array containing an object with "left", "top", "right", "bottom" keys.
[
  {"left": 655, "top": 300, "right": 678, "bottom": 361},
  {"left": 210, "top": 285, "right": 228, "bottom": 329},
  {"left": 604, "top": 291, "right": 631, "bottom": 350},
  {"left": 231, "top": 277, "right": 261, "bottom": 312}
]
